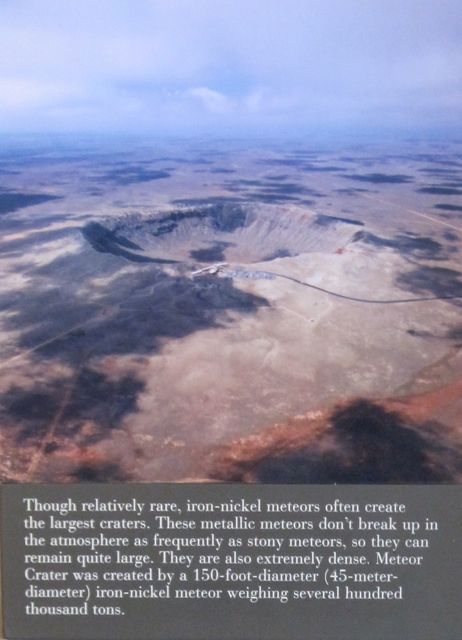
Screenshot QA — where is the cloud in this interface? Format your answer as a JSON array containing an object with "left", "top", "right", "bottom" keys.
[
  {"left": 0, "top": 77, "right": 86, "bottom": 110},
  {"left": 189, "top": 88, "right": 234, "bottom": 114},
  {"left": 0, "top": 0, "right": 461, "bottom": 134}
]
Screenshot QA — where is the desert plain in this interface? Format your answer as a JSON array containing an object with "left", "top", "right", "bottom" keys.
[{"left": 0, "top": 136, "right": 461, "bottom": 483}]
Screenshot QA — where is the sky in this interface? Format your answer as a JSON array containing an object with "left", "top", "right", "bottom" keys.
[{"left": 0, "top": 0, "right": 461, "bottom": 136}]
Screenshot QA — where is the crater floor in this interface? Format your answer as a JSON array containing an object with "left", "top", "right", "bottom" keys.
[{"left": 82, "top": 203, "right": 364, "bottom": 267}]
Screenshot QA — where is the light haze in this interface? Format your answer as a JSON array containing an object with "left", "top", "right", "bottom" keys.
[{"left": 0, "top": 0, "right": 461, "bottom": 135}]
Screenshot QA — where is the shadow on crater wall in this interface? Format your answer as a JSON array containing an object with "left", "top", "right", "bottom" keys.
[
  {"left": 315, "top": 214, "right": 363, "bottom": 227},
  {"left": 82, "top": 222, "right": 175, "bottom": 263}
]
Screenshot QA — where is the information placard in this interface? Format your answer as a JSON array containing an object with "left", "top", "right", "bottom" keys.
[{"left": 2, "top": 484, "right": 461, "bottom": 640}]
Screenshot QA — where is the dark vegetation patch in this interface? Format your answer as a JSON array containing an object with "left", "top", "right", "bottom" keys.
[
  {"left": 2, "top": 388, "right": 58, "bottom": 442},
  {"left": 171, "top": 196, "right": 244, "bottom": 206},
  {"left": 0, "top": 192, "right": 61, "bottom": 215},
  {"left": 393, "top": 153, "right": 459, "bottom": 165},
  {"left": 326, "top": 402, "right": 456, "bottom": 482},
  {"left": 259, "top": 183, "right": 321, "bottom": 196},
  {"left": 1, "top": 246, "right": 269, "bottom": 455},
  {"left": 96, "top": 166, "right": 171, "bottom": 185},
  {"left": 419, "top": 168, "right": 461, "bottom": 176},
  {"left": 434, "top": 204, "right": 462, "bottom": 212},
  {"left": 339, "top": 173, "right": 413, "bottom": 184},
  {"left": 417, "top": 186, "right": 462, "bottom": 196},
  {"left": 33, "top": 244, "right": 124, "bottom": 281},
  {"left": 0, "top": 283, "right": 102, "bottom": 337},
  {"left": 335, "top": 187, "right": 371, "bottom": 193},
  {"left": 63, "top": 368, "right": 144, "bottom": 438},
  {"left": 254, "top": 157, "right": 341, "bottom": 173},
  {"left": 45, "top": 274, "right": 264, "bottom": 358},
  {"left": 256, "top": 158, "right": 310, "bottom": 168},
  {"left": 353, "top": 231, "right": 446, "bottom": 260},
  {"left": 71, "top": 463, "right": 130, "bottom": 482},
  {"left": 301, "top": 164, "right": 342, "bottom": 172},
  {"left": 5, "top": 256, "right": 268, "bottom": 364},
  {"left": 1, "top": 368, "right": 143, "bottom": 446},
  {"left": 225, "top": 179, "right": 325, "bottom": 201},
  {"left": 407, "top": 324, "right": 462, "bottom": 341},
  {"left": 210, "top": 168, "right": 236, "bottom": 174},
  {"left": 406, "top": 328, "right": 433, "bottom": 338},
  {"left": 150, "top": 156, "right": 191, "bottom": 164},
  {"left": 396, "top": 266, "right": 462, "bottom": 300},
  {"left": 172, "top": 190, "right": 320, "bottom": 205},
  {"left": 443, "top": 231, "right": 459, "bottom": 242},
  {"left": 446, "top": 325, "right": 462, "bottom": 342},
  {"left": 333, "top": 188, "right": 373, "bottom": 196},
  {"left": 209, "top": 400, "right": 458, "bottom": 483},
  {"left": 243, "top": 192, "right": 302, "bottom": 203},
  {"left": 264, "top": 174, "right": 289, "bottom": 181},
  {"left": 154, "top": 156, "right": 213, "bottom": 165}
]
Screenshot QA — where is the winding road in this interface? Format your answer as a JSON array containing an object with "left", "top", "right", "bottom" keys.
[{"left": 232, "top": 267, "right": 462, "bottom": 305}]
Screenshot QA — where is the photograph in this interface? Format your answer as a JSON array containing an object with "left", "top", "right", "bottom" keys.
[{"left": 0, "top": 0, "right": 461, "bottom": 485}]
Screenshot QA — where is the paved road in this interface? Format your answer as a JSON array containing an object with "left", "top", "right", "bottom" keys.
[{"left": 254, "top": 269, "right": 462, "bottom": 304}]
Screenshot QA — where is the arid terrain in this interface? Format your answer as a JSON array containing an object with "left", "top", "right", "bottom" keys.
[{"left": 0, "top": 136, "right": 461, "bottom": 483}]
